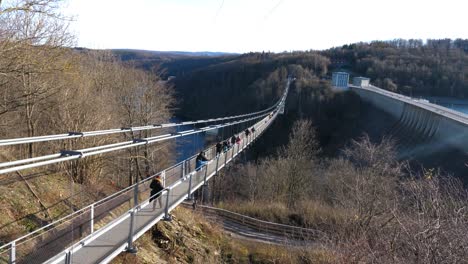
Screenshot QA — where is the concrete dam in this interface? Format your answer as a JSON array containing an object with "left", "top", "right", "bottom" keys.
[{"left": 350, "top": 84, "right": 468, "bottom": 177}]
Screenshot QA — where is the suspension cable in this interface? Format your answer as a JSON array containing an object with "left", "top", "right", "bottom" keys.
[
  {"left": 0, "top": 111, "right": 273, "bottom": 175},
  {"left": 0, "top": 89, "right": 287, "bottom": 147}
]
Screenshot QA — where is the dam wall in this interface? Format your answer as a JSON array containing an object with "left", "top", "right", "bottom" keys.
[{"left": 350, "top": 84, "right": 468, "bottom": 154}]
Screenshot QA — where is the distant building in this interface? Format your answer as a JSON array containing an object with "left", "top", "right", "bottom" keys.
[
  {"left": 353, "top": 77, "right": 370, "bottom": 87},
  {"left": 332, "top": 72, "right": 349, "bottom": 89}
]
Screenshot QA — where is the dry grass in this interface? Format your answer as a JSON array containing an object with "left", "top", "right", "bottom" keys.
[{"left": 112, "top": 206, "right": 338, "bottom": 264}]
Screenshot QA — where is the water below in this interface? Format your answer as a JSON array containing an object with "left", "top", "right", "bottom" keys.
[
  {"left": 171, "top": 118, "right": 208, "bottom": 163},
  {"left": 171, "top": 118, "right": 238, "bottom": 163}
]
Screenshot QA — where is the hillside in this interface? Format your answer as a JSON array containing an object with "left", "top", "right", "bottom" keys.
[{"left": 111, "top": 207, "right": 332, "bottom": 264}]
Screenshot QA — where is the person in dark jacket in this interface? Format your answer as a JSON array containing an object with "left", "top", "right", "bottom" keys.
[
  {"left": 196, "top": 151, "right": 209, "bottom": 171},
  {"left": 230, "top": 135, "right": 237, "bottom": 145},
  {"left": 215, "top": 142, "right": 223, "bottom": 157},
  {"left": 244, "top": 129, "right": 250, "bottom": 138},
  {"left": 150, "top": 174, "right": 164, "bottom": 210},
  {"left": 223, "top": 140, "right": 230, "bottom": 152}
]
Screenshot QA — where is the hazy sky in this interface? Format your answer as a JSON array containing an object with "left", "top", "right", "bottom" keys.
[{"left": 64, "top": 0, "right": 467, "bottom": 53}]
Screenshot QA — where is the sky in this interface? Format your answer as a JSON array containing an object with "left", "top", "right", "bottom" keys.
[{"left": 63, "top": 0, "right": 468, "bottom": 53}]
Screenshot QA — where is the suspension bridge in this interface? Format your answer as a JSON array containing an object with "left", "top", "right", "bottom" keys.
[
  {"left": 3, "top": 76, "right": 466, "bottom": 263},
  {"left": 0, "top": 78, "right": 290, "bottom": 264}
]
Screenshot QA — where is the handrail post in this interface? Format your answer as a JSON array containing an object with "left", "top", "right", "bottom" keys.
[
  {"left": 162, "top": 170, "right": 166, "bottom": 187},
  {"left": 90, "top": 204, "right": 94, "bottom": 234},
  {"left": 224, "top": 150, "right": 228, "bottom": 167},
  {"left": 214, "top": 156, "right": 220, "bottom": 176},
  {"left": 187, "top": 172, "right": 193, "bottom": 200},
  {"left": 181, "top": 161, "right": 185, "bottom": 178},
  {"left": 65, "top": 250, "right": 71, "bottom": 264},
  {"left": 125, "top": 209, "right": 138, "bottom": 254},
  {"left": 203, "top": 162, "right": 209, "bottom": 186},
  {"left": 9, "top": 241, "right": 15, "bottom": 264},
  {"left": 133, "top": 180, "right": 139, "bottom": 208},
  {"left": 163, "top": 189, "right": 172, "bottom": 221}
]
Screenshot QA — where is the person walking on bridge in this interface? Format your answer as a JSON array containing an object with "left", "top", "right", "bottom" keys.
[
  {"left": 150, "top": 174, "right": 164, "bottom": 210},
  {"left": 196, "top": 151, "right": 209, "bottom": 171},
  {"left": 223, "top": 140, "right": 230, "bottom": 152},
  {"left": 235, "top": 135, "right": 241, "bottom": 145},
  {"left": 230, "top": 135, "right": 237, "bottom": 145},
  {"left": 244, "top": 129, "right": 250, "bottom": 139},
  {"left": 215, "top": 141, "right": 223, "bottom": 157}
]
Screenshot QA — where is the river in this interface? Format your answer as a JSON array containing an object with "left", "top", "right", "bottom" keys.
[{"left": 172, "top": 118, "right": 239, "bottom": 162}]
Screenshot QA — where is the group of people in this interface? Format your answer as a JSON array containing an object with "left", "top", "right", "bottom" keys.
[
  {"left": 149, "top": 126, "right": 258, "bottom": 210},
  {"left": 215, "top": 126, "right": 256, "bottom": 157}
]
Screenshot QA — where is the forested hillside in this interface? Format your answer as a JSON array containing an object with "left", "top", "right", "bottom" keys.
[
  {"left": 114, "top": 38, "right": 467, "bottom": 157},
  {"left": 325, "top": 39, "right": 468, "bottom": 97}
]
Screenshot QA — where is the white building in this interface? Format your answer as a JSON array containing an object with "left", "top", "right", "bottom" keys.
[
  {"left": 332, "top": 72, "right": 349, "bottom": 89},
  {"left": 353, "top": 77, "right": 370, "bottom": 87}
]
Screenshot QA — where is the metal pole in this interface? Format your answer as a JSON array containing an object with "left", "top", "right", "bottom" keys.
[
  {"left": 181, "top": 161, "right": 186, "bottom": 178},
  {"left": 9, "top": 241, "right": 15, "bottom": 264},
  {"left": 133, "top": 181, "right": 139, "bottom": 208},
  {"left": 214, "top": 156, "right": 220, "bottom": 175},
  {"left": 162, "top": 170, "right": 166, "bottom": 187},
  {"left": 126, "top": 209, "right": 137, "bottom": 253},
  {"left": 225, "top": 150, "right": 228, "bottom": 167},
  {"left": 65, "top": 251, "right": 71, "bottom": 264},
  {"left": 90, "top": 204, "right": 94, "bottom": 234},
  {"left": 163, "top": 189, "right": 172, "bottom": 221},
  {"left": 187, "top": 173, "right": 193, "bottom": 200},
  {"left": 203, "top": 163, "right": 209, "bottom": 185}
]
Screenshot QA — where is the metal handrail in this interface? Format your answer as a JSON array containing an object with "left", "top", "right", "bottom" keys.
[
  {"left": 193, "top": 204, "right": 325, "bottom": 238},
  {"left": 0, "top": 85, "right": 287, "bottom": 147},
  {"left": 0, "top": 112, "right": 270, "bottom": 174}
]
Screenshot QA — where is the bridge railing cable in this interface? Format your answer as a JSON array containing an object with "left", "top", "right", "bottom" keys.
[
  {"left": 0, "top": 86, "right": 287, "bottom": 147},
  {"left": 0, "top": 112, "right": 271, "bottom": 175}
]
